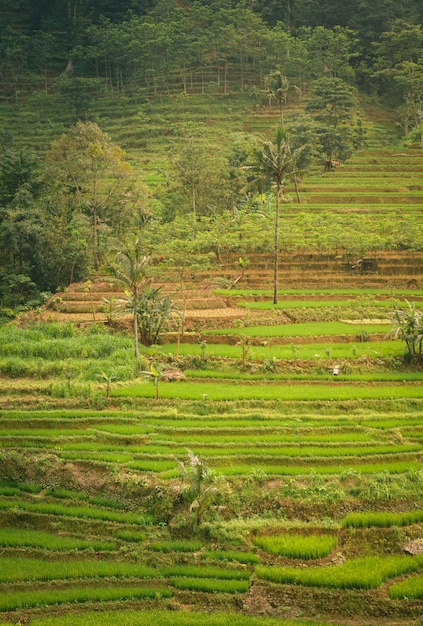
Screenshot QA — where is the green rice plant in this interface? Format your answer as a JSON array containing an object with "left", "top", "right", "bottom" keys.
[
  {"left": 236, "top": 300, "right": 402, "bottom": 311},
  {"left": 154, "top": 339, "right": 403, "bottom": 362},
  {"left": 113, "top": 529, "right": 146, "bottom": 542},
  {"left": 44, "top": 488, "right": 87, "bottom": 500},
  {"left": 204, "top": 321, "right": 391, "bottom": 338},
  {"left": 217, "top": 461, "right": 420, "bottom": 477},
  {"left": 150, "top": 431, "right": 375, "bottom": 445},
  {"left": 150, "top": 539, "right": 203, "bottom": 552},
  {"left": 184, "top": 369, "right": 423, "bottom": 383},
  {"left": 0, "top": 585, "right": 172, "bottom": 612},
  {"left": 112, "top": 381, "right": 423, "bottom": 402},
  {"left": 127, "top": 460, "right": 177, "bottom": 472},
  {"left": 129, "top": 442, "right": 419, "bottom": 459},
  {"left": 213, "top": 288, "right": 423, "bottom": 297},
  {"left": 59, "top": 451, "right": 134, "bottom": 463},
  {"left": 27, "top": 608, "right": 329, "bottom": 626},
  {"left": 88, "top": 495, "right": 125, "bottom": 509},
  {"left": 170, "top": 576, "right": 249, "bottom": 593},
  {"left": 0, "top": 480, "right": 42, "bottom": 494},
  {"left": 200, "top": 550, "right": 259, "bottom": 565},
  {"left": 256, "top": 555, "right": 423, "bottom": 589},
  {"left": 161, "top": 564, "right": 251, "bottom": 580},
  {"left": 0, "top": 486, "right": 20, "bottom": 495},
  {"left": 342, "top": 510, "right": 423, "bottom": 529},
  {"left": 0, "top": 498, "right": 151, "bottom": 525},
  {"left": 389, "top": 574, "right": 423, "bottom": 599},
  {"left": 0, "top": 528, "right": 116, "bottom": 551},
  {"left": 253, "top": 533, "right": 337, "bottom": 559},
  {"left": 0, "top": 556, "right": 159, "bottom": 583}
]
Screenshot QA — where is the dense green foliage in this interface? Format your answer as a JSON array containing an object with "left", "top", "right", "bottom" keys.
[{"left": 1, "top": 1, "right": 423, "bottom": 309}]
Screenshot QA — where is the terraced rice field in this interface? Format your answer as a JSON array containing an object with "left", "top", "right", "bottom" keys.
[{"left": 1, "top": 105, "right": 423, "bottom": 625}]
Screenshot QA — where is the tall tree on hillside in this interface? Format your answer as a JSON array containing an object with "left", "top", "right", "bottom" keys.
[
  {"left": 266, "top": 71, "right": 290, "bottom": 125},
  {"left": 257, "top": 126, "right": 297, "bottom": 304},
  {"left": 110, "top": 238, "right": 150, "bottom": 360},
  {"left": 306, "top": 76, "right": 358, "bottom": 162}
]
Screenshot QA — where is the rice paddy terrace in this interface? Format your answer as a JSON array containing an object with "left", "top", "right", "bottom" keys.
[{"left": 1, "top": 104, "right": 423, "bottom": 626}]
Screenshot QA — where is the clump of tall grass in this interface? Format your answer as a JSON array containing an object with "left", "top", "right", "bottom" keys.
[
  {"left": 256, "top": 555, "right": 423, "bottom": 589},
  {"left": 342, "top": 510, "right": 423, "bottom": 529},
  {"left": 253, "top": 533, "right": 337, "bottom": 559},
  {"left": 0, "top": 322, "right": 141, "bottom": 381}
]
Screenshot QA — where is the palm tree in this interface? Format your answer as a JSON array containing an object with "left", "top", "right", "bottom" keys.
[
  {"left": 258, "top": 127, "right": 295, "bottom": 304},
  {"left": 110, "top": 238, "right": 150, "bottom": 360},
  {"left": 266, "top": 71, "right": 290, "bottom": 126}
]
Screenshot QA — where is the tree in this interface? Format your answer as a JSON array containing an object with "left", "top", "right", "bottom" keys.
[
  {"left": 110, "top": 238, "right": 150, "bottom": 360},
  {"left": 266, "top": 70, "right": 290, "bottom": 125},
  {"left": 257, "top": 126, "right": 297, "bottom": 304},
  {"left": 306, "top": 76, "right": 358, "bottom": 162},
  {"left": 45, "top": 121, "right": 134, "bottom": 270},
  {"left": 373, "top": 21, "right": 423, "bottom": 140}
]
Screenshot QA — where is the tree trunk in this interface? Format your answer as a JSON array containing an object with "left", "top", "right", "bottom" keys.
[{"left": 273, "top": 183, "right": 280, "bottom": 305}]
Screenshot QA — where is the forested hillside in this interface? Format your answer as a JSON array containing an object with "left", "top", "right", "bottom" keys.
[{"left": 1, "top": 0, "right": 423, "bottom": 312}]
